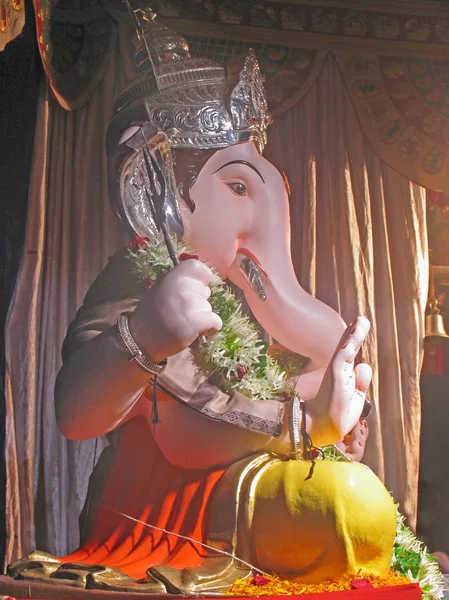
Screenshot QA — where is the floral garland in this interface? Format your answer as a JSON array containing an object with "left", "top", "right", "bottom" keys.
[
  {"left": 391, "top": 509, "right": 446, "bottom": 600},
  {"left": 129, "top": 234, "right": 295, "bottom": 401},
  {"left": 230, "top": 571, "right": 412, "bottom": 596},
  {"left": 129, "top": 234, "right": 445, "bottom": 599},
  {"left": 230, "top": 501, "right": 445, "bottom": 600}
]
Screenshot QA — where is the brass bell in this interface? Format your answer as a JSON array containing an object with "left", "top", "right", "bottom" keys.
[
  {"left": 425, "top": 263, "right": 449, "bottom": 338},
  {"left": 425, "top": 312, "right": 449, "bottom": 338}
]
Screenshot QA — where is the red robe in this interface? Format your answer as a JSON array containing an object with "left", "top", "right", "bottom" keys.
[{"left": 62, "top": 416, "right": 226, "bottom": 580}]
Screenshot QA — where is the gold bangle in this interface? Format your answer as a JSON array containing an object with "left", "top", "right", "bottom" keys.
[{"left": 117, "top": 312, "right": 167, "bottom": 375}]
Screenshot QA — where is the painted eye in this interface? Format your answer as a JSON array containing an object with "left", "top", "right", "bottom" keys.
[{"left": 227, "top": 182, "right": 247, "bottom": 196}]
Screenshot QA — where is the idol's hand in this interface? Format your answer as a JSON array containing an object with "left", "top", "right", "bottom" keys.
[
  {"left": 129, "top": 259, "right": 222, "bottom": 363},
  {"left": 335, "top": 418, "right": 369, "bottom": 462},
  {"left": 305, "top": 317, "right": 372, "bottom": 448}
]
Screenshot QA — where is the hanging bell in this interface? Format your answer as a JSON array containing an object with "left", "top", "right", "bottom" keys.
[{"left": 425, "top": 312, "right": 449, "bottom": 338}]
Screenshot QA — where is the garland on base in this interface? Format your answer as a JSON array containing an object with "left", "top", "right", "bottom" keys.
[
  {"left": 391, "top": 510, "right": 445, "bottom": 600},
  {"left": 129, "top": 234, "right": 445, "bottom": 599},
  {"left": 229, "top": 510, "right": 445, "bottom": 599},
  {"left": 230, "top": 571, "right": 412, "bottom": 596}
]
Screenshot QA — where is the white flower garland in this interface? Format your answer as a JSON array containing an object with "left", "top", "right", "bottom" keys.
[
  {"left": 129, "top": 234, "right": 294, "bottom": 400},
  {"left": 392, "top": 509, "right": 446, "bottom": 600}
]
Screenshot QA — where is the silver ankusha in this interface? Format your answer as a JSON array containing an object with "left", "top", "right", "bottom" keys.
[{"left": 119, "top": 125, "right": 184, "bottom": 240}]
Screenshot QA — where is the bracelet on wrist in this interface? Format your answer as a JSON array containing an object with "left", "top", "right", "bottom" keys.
[{"left": 117, "top": 312, "right": 167, "bottom": 376}]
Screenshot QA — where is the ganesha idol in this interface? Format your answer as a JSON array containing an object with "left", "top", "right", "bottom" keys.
[{"left": 6, "top": 7, "right": 398, "bottom": 597}]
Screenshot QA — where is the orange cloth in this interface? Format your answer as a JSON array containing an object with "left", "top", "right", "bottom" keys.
[{"left": 62, "top": 416, "right": 226, "bottom": 580}]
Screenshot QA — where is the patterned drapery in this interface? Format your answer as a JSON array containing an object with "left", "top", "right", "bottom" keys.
[
  {"left": 337, "top": 53, "right": 449, "bottom": 191},
  {"left": 32, "top": 0, "right": 115, "bottom": 110},
  {"left": 27, "top": 0, "right": 449, "bottom": 190},
  {"left": 0, "top": 0, "right": 24, "bottom": 51}
]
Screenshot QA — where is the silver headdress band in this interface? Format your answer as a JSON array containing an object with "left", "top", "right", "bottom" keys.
[{"left": 109, "top": 8, "right": 270, "bottom": 153}]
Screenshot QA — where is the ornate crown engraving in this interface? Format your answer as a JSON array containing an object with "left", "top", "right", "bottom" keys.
[
  {"left": 112, "top": 7, "right": 270, "bottom": 152},
  {"left": 229, "top": 49, "right": 270, "bottom": 149}
]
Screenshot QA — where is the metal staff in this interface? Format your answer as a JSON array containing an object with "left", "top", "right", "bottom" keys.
[{"left": 139, "top": 128, "right": 179, "bottom": 267}]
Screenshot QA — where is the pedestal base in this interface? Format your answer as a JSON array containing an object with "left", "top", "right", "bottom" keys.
[{"left": 0, "top": 576, "right": 422, "bottom": 600}]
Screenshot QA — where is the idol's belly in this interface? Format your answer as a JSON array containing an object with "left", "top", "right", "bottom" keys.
[{"left": 139, "top": 389, "right": 287, "bottom": 470}]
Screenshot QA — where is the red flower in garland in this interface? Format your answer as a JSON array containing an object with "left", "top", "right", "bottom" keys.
[
  {"left": 179, "top": 252, "right": 199, "bottom": 261},
  {"left": 237, "top": 365, "right": 247, "bottom": 380},
  {"left": 129, "top": 235, "right": 150, "bottom": 253}
]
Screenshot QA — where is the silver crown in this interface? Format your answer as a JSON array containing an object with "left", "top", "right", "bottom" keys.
[
  {"left": 146, "top": 49, "right": 270, "bottom": 151},
  {"left": 114, "top": 7, "right": 271, "bottom": 152}
]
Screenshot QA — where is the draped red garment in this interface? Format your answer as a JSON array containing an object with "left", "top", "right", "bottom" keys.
[{"left": 62, "top": 416, "right": 226, "bottom": 580}]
